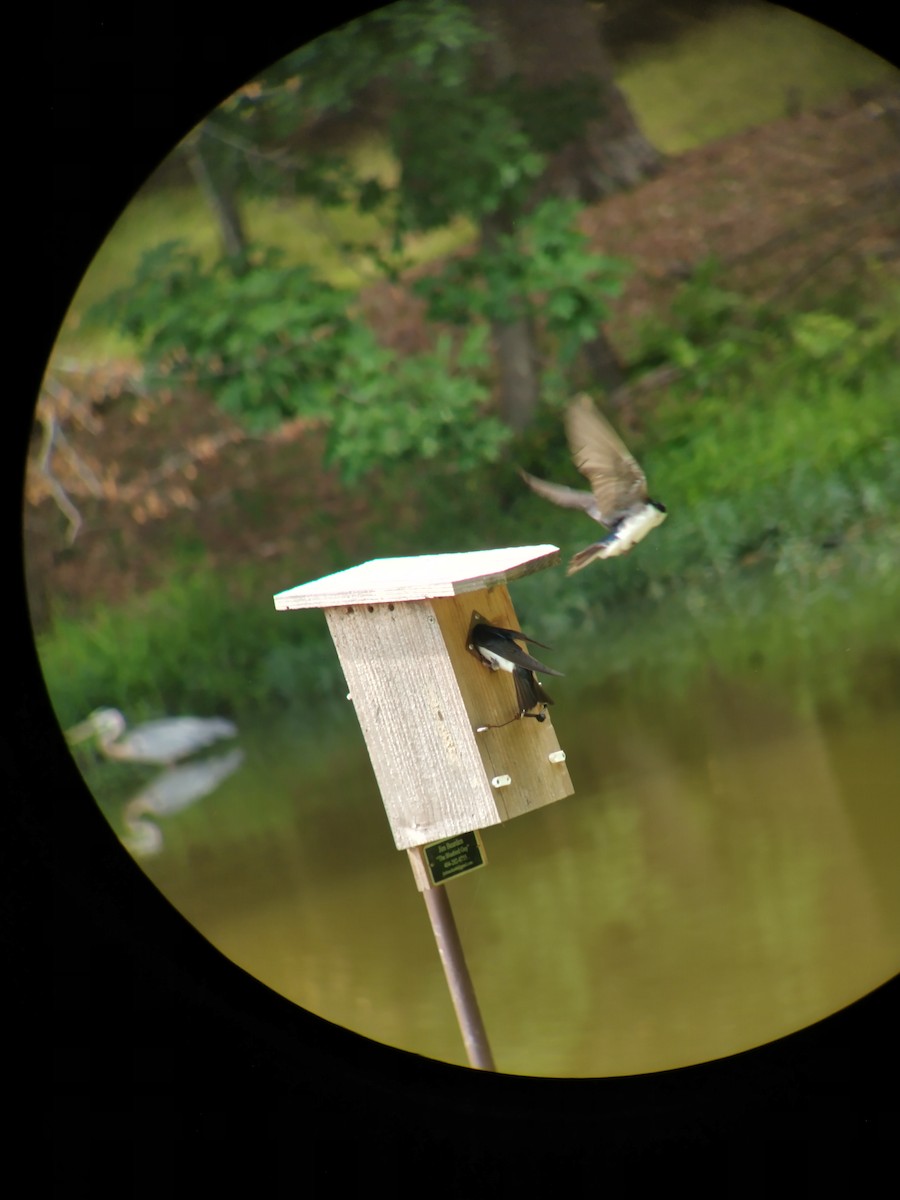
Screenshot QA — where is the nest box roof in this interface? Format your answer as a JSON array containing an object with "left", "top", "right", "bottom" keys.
[{"left": 274, "top": 545, "right": 560, "bottom": 611}]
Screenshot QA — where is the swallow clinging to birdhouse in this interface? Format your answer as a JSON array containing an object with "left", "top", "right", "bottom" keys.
[{"left": 468, "top": 620, "right": 563, "bottom": 721}]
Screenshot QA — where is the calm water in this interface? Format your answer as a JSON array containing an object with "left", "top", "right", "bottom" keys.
[{"left": 83, "top": 670, "right": 900, "bottom": 1078}]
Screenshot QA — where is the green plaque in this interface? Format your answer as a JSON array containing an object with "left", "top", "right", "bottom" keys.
[{"left": 423, "top": 831, "right": 487, "bottom": 886}]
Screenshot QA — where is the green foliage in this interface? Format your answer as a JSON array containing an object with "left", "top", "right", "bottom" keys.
[
  {"left": 44, "top": 2, "right": 900, "bottom": 739},
  {"left": 59, "top": 0, "right": 897, "bottom": 363},
  {"left": 506, "top": 74, "right": 606, "bottom": 156},
  {"left": 85, "top": 0, "right": 636, "bottom": 472},
  {"left": 629, "top": 310, "right": 896, "bottom": 610},
  {"left": 88, "top": 242, "right": 510, "bottom": 480},
  {"left": 285, "top": 0, "right": 485, "bottom": 111},
  {"left": 282, "top": 7, "right": 612, "bottom": 235},
  {"left": 91, "top": 242, "right": 352, "bottom": 430},
  {"left": 392, "top": 78, "right": 546, "bottom": 229},
  {"left": 788, "top": 301, "right": 900, "bottom": 373},
  {"left": 413, "top": 198, "right": 630, "bottom": 405},
  {"left": 39, "top": 565, "right": 346, "bottom": 735},
  {"left": 619, "top": 276, "right": 900, "bottom": 587},
  {"left": 183, "top": 3, "right": 486, "bottom": 212},
  {"left": 415, "top": 199, "right": 628, "bottom": 327},
  {"left": 41, "top": 286, "right": 900, "bottom": 729},
  {"left": 635, "top": 257, "right": 900, "bottom": 391},
  {"left": 326, "top": 327, "right": 511, "bottom": 484},
  {"left": 635, "top": 258, "right": 766, "bottom": 381}
]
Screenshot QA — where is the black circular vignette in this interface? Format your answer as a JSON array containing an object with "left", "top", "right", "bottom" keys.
[{"left": 10, "top": 3, "right": 899, "bottom": 1189}]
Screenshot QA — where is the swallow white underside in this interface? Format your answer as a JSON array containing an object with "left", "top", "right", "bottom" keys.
[
  {"left": 476, "top": 646, "right": 515, "bottom": 673},
  {"left": 600, "top": 505, "right": 668, "bottom": 558}
]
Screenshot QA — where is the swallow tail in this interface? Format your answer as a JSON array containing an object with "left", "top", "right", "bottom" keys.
[
  {"left": 514, "top": 668, "right": 553, "bottom": 713},
  {"left": 566, "top": 542, "right": 611, "bottom": 574}
]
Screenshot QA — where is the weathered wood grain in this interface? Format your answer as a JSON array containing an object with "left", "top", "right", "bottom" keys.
[
  {"left": 278, "top": 548, "right": 574, "bottom": 851},
  {"left": 326, "top": 600, "right": 500, "bottom": 849},
  {"left": 431, "top": 589, "right": 573, "bottom": 823}
]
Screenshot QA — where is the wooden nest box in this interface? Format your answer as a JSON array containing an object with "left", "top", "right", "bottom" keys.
[{"left": 274, "top": 546, "right": 574, "bottom": 851}]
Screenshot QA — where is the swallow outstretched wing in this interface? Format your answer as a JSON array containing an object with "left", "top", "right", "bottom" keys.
[
  {"left": 469, "top": 624, "right": 564, "bottom": 677},
  {"left": 520, "top": 394, "right": 650, "bottom": 529},
  {"left": 565, "top": 394, "right": 650, "bottom": 525}
]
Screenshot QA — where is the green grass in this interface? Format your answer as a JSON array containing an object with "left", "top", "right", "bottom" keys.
[
  {"left": 37, "top": 288, "right": 900, "bottom": 734},
  {"left": 37, "top": 562, "right": 347, "bottom": 734},
  {"left": 40, "top": 498, "right": 899, "bottom": 750},
  {"left": 59, "top": 174, "right": 476, "bottom": 358},
  {"left": 618, "top": 2, "right": 896, "bottom": 153}
]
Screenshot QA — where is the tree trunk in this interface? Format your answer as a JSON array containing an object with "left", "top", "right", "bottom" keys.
[
  {"left": 481, "top": 213, "right": 541, "bottom": 433},
  {"left": 471, "top": 0, "right": 661, "bottom": 404},
  {"left": 183, "top": 130, "right": 248, "bottom": 259},
  {"left": 581, "top": 329, "right": 626, "bottom": 393},
  {"left": 489, "top": 315, "right": 542, "bottom": 433},
  {"left": 471, "top": 0, "right": 664, "bottom": 202}
]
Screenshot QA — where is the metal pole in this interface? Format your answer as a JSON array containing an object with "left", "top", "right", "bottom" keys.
[{"left": 414, "top": 860, "right": 496, "bottom": 1071}]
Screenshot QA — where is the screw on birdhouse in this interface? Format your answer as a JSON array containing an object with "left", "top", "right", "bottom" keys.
[{"left": 273, "top": 546, "right": 574, "bottom": 1072}]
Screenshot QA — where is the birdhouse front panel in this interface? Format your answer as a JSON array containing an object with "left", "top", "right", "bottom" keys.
[
  {"left": 325, "top": 600, "right": 504, "bottom": 849},
  {"left": 278, "top": 547, "right": 575, "bottom": 852},
  {"left": 430, "top": 588, "right": 573, "bottom": 822}
]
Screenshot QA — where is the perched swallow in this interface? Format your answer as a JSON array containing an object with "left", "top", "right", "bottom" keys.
[
  {"left": 520, "top": 394, "right": 667, "bottom": 574},
  {"left": 468, "top": 622, "right": 564, "bottom": 720}
]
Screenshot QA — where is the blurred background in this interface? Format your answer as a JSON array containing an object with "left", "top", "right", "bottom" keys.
[{"left": 25, "top": 0, "right": 899, "bottom": 1076}]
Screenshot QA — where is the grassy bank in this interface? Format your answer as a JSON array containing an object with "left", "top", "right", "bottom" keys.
[
  {"left": 40, "top": 509, "right": 899, "bottom": 742},
  {"left": 618, "top": 2, "right": 895, "bottom": 152},
  {"left": 39, "top": 282, "right": 900, "bottom": 733}
]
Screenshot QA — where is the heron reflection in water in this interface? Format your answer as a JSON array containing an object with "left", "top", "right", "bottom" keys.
[
  {"left": 121, "top": 747, "right": 246, "bottom": 857},
  {"left": 66, "top": 707, "right": 238, "bottom": 766}
]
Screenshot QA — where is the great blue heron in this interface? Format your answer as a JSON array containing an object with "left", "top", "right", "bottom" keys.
[
  {"left": 120, "top": 746, "right": 245, "bottom": 857},
  {"left": 66, "top": 707, "right": 238, "bottom": 766}
]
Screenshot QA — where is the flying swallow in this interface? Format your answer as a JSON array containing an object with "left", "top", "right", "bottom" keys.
[
  {"left": 468, "top": 622, "right": 563, "bottom": 720},
  {"left": 520, "top": 394, "right": 667, "bottom": 574}
]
